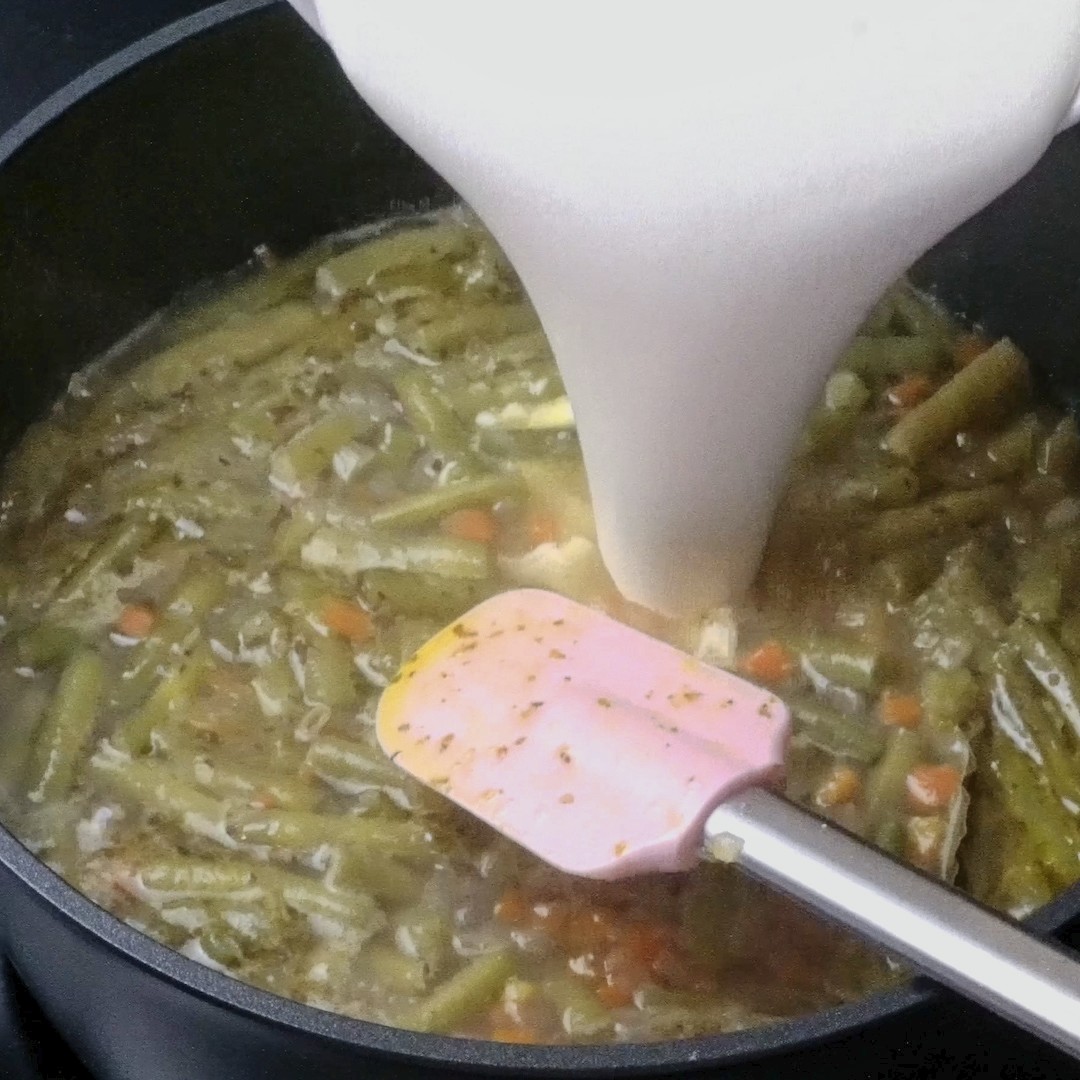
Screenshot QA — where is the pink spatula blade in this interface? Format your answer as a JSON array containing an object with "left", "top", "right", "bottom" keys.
[{"left": 377, "top": 589, "right": 789, "bottom": 879}]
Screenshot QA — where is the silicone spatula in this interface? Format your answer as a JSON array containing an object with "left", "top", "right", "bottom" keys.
[{"left": 377, "top": 588, "right": 1080, "bottom": 1058}]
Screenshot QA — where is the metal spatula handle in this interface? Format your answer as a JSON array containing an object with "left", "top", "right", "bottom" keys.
[{"left": 706, "top": 789, "right": 1080, "bottom": 1059}]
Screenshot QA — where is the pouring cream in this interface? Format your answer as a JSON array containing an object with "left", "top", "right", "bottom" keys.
[{"left": 290, "top": 0, "right": 1080, "bottom": 615}]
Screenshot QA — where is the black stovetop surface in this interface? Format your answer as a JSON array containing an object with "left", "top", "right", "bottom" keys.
[{"left": 5, "top": 2, "right": 1080, "bottom": 1077}]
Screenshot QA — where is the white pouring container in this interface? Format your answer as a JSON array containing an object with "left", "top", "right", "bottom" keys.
[{"left": 291, "top": 1, "right": 1080, "bottom": 614}]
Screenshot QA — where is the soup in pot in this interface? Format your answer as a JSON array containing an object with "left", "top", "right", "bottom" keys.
[{"left": 0, "top": 211, "right": 1076, "bottom": 1042}]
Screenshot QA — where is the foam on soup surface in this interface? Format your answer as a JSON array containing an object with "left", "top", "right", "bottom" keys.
[{"left": 0, "top": 210, "right": 1073, "bottom": 1042}]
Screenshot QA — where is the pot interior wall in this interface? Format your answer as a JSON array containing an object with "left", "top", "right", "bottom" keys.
[{"left": 0, "top": 5, "right": 452, "bottom": 457}]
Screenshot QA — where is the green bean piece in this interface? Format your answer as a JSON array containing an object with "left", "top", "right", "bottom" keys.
[
  {"left": 796, "top": 635, "right": 885, "bottom": 693},
  {"left": 393, "top": 370, "right": 487, "bottom": 480},
  {"left": 304, "top": 635, "right": 359, "bottom": 709},
  {"left": 1021, "top": 473, "right": 1070, "bottom": 513},
  {"left": 859, "top": 486, "right": 1007, "bottom": 556},
  {"left": 835, "top": 466, "right": 919, "bottom": 508},
  {"left": 123, "top": 479, "right": 276, "bottom": 529},
  {"left": 1013, "top": 549, "right": 1063, "bottom": 624},
  {"left": 363, "top": 942, "right": 430, "bottom": 994},
  {"left": 352, "top": 617, "right": 443, "bottom": 688},
  {"left": 909, "top": 555, "right": 1007, "bottom": 672},
  {"left": 302, "top": 527, "right": 492, "bottom": 581},
  {"left": 91, "top": 756, "right": 232, "bottom": 847},
  {"left": 131, "top": 302, "right": 319, "bottom": 400},
  {"left": 884, "top": 339, "right": 1028, "bottom": 462},
  {"left": 801, "top": 405, "right": 860, "bottom": 458},
  {"left": 230, "top": 807, "right": 432, "bottom": 858},
  {"left": 200, "top": 927, "right": 246, "bottom": 967},
  {"left": 24, "top": 650, "right": 104, "bottom": 804},
  {"left": 412, "top": 951, "right": 515, "bottom": 1034},
  {"left": 116, "top": 563, "right": 228, "bottom": 708},
  {"left": 260, "top": 869, "right": 383, "bottom": 939},
  {"left": 542, "top": 975, "right": 615, "bottom": 1037},
  {"left": 373, "top": 421, "right": 424, "bottom": 473},
  {"left": 1059, "top": 611, "right": 1080, "bottom": 659},
  {"left": 857, "top": 288, "right": 900, "bottom": 337},
  {"left": 0, "top": 685, "right": 50, "bottom": 802},
  {"left": 919, "top": 667, "right": 980, "bottom": 735},
  {"left": 161, "top": 735, "right": 316, "bottom": 810},
  {"left": 332, "top": 851, "right": 424, "bottom": 906},
  {"left": 278, "top": 566, "right": 332, "bottom": 620},
  {"left": 839, "top": 336, "right": 944, "bottom": 381},
  {"left": 16, "top": 623, "right": 81, "bottom": 669},
  {"left": 890, "top": 284, "right": 955, "bottom": 344},
  {"left": 864, "top": 728, "right": 923, "bottom": 834},
  {"left": 476, "top": 427, "right": 579, "bottom": 461},
  {"left": 823, "top": 370, "right": 871, "bottom": 412},
  {"left": 115, "top": 644, "right": 215, "bottom": 754},
  {"left": 393, "top": 905, "right": 454, "bottom": 979},
  {"left": 305, "top": 736, "right": 401, "bottom": 795},
  {"left": 1006, "top": 620, "right": 1080, "bottom": 739},
  {"left": 405, "top": 302, "right": 536, "bottom": 356},
  {"left": 872, "top": 547, "right": 945, "bottom": 603},
  {"left": 53, "top": 519, "right": 156, "bottom": 606},
  {"left": 982, "top": 414, "right": 1037, "bottom": 480},
  {"left": 136, "top": 859, "right": 257, "bottom": 900},
  {"left": 250, "top": 657, "right": 301, "bottom": 719},
  {"left": 369, "top": 473, "right": 522, "bottom": 531},
  {"left": 269, "top": 410, "right": 374, "bottom": 495},
  {"left": 1038, "top": 416, "right": 1080, "bottom": 477},
  {"left": 170, "top": 247, "right": 328, "bottom": 335},
  {"left": 212, "top": 895, "right": 287, "bottom": 946},
  {"left": 990, "top": 734, "right": 1080, "bottom": 885},
  {"left": 988, "top": 650, "right": 1080, "bottom": 808},
  {"left": 789, "top": 695, "right": 886, "bottom": 763},
  {"left": 446, "top": 361, "right": 564, "bottom": 419},
  {"left": 361, "top": 569, "right": 490, "bottom": 621},
  {"left": 316, "top": 222, "right": 471, "bottom": 298},
  {"left": 996, "top": 858, "right": 1057, "bottom": 916},
  {"left": 874, "top": 819, "right": 905, "bottom": 858}
]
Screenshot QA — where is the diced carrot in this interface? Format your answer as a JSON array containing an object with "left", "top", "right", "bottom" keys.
[
  {"left": 739, "top": 640, "right": 796, "bottom": 684},
  {"left": 906, "top": 764, "right": 962, "bottom": 810},
  {"left": 952, "top": 332, "right": 991, "bottom": 369},
  {"left": 565, "top": 907, "right": 619, "bottom": 955},
  {"left": 249, "top": 791, "right": 281, "bottom": 811},
  {"left": 490, "top": 1026, "right": 539, "bottom": 1044},
  {"left": 878, "top": 690, "right": 922, "bottom": 729},
  {"left": 527, "top": 898, "right": 570, "bottom": 939},
  {"left": 494, "top": 888, "right": 531, "bottom": 926},
  {"left": 601, "top": 941, "right": 653, "bottom": 1004},
  {"left": 621, "top": 923, "right": 674, "bottom": 967},
  {"left": 595, "top": 982, "right": 635, "bottom": 1009},
  {"left": 815, "top": 765, "right": 863, "bottom": 808},
  {"left": 525, "top": 511, "right": 561, "bottom": 547},
  {"left": 114, "top": 603, "right": 157, "bottom": 640},
  {"left": 441, "top": 507, "right": 498, "bottom": 545},
  {"left": 320, "top": 597, "right": 374, "bottom": 644},
  {"left": 886, "top": 373, "right": 934, "bottom": 409}
]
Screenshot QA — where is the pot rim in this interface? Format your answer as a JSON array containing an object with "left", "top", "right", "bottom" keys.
[{"left": 0, "top": 1, "right": 1078, "bottom": 1073}]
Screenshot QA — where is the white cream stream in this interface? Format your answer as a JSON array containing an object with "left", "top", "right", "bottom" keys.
[{"left": 291, "top": 0, "right": 1080, "bottom": 615}]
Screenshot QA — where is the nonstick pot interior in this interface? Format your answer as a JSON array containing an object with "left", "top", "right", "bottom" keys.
[{"left": 2, "top": 3, "right": 1080, "bottom": 1078}]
